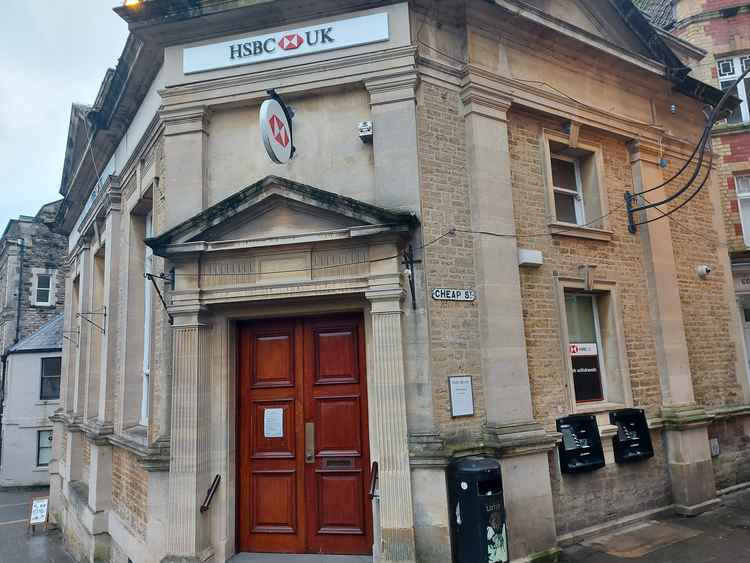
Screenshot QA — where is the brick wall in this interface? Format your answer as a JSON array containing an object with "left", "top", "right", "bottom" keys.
[
  {"left": 112, "top": 447, "right": 148, "bottom": 538},
  {"left": 416, "top": 80, "right": 485, "bottom": 436},
  {"left": 551, "top": 430, "right": 672, "bottom": 536},
  {"left": 507, "top": 111, "right": 663, "bottom": 426},
  {"left": 708, "top": 416, "right": 750, "bottom": 489}
]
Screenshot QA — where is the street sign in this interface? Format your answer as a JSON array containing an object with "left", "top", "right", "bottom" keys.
[
  {"left": 431, "top": 288, "right": 476, "bottom": 302},
  {"left": 260, "top": 93, "right": 294, "bottom": 164}
]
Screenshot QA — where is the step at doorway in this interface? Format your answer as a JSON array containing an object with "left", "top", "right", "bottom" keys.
[{"left": 230, "top": 555, "right": 373, "bottom": 563}]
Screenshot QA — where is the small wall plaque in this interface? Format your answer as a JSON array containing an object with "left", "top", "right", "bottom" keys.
[
  {"left": 432, "top": 288, "right": 476, "bottom": 302},
  {"left": 449, "top": 376, "right": 475, "bottom": 417},
  {"left": 263, "top": 408, "right": 284, "bottom": 438}
]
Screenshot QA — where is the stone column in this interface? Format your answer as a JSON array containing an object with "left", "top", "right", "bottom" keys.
[
  {"left": 629, "top": 140, "right": 718, "bottom": 514},
  {"left": 367, "top": 72, "right": 448, "bottom": 560},
  {"left": 161, "top": 107, "right": 210, "bottom": 231},
  {"left": 366, "top": 249, "right": 417, "bottom": 562},
  {"left": 73, "top": 245, "right": 91, "bottom": 420},
  {"left": 163, "top": 305, "right": 212, "bottom": 562},
  {"left": 97, "top": 183, "right": 122, "bottom": 430},
  {"left": 461, "top": 75, "right": 558, "bottom": 560}
]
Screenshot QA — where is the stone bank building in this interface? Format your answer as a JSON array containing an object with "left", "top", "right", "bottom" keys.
[{"left": 51, "top": 1, "right": 750, "bottom": 562}]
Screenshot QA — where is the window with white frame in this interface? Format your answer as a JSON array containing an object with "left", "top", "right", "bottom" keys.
[
  {"left": 32, "top": 271, "right": 55, "bottom": 306},
  {"left": 717, "top": 55, "right": 750, "bottom": 124},
  {"left": 565, "top": 293, "right": 606, "bottom": 403},
  {"left": 37, "top": 430, "right": 52, "bottom": 467},
  {"left": 141, "top": 212, "right": 153, "bottom": 426},
  {"left": 736, "top": 176, "right": 750, "bottom": 247},
  {"left": 40, "top": 357, "right": 61, "bottom": 401},
  {"left": 546, "top": 137, "right": 605, "bottom": 229}
]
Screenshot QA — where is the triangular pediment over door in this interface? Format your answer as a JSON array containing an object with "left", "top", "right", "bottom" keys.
[{"left": 147, "top": 175, "right": 418, "bottom": 256}]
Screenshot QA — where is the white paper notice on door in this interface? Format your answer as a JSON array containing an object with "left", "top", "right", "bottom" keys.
[{"left": 263, "top": 408, "right": 284, "bottom": 438}]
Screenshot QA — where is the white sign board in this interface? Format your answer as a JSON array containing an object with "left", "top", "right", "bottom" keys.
[
  {"left": 183, "top": 13, "right": 390, "bottom": 74},
  {"left": 29, "top": 497, "right": 49, "bottom": 525},
  {"left": 432, "top": 288, "right": 476, "bottom": 302},
  {"left": 449, "top": 376, "right": 475, "bottom": 417},
  {"left": 263, "top": 408, "right": 284, "bottom": 438},
  {"left": 569, "top": 343, "right": 598, "bottom": 357},
  {"left": 260, "top": 98, "right": 293, "bottom": 164}
]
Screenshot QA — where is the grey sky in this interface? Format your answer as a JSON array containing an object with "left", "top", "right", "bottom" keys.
[{"left": 0, "top": 1, "right": 128, "bottom": 230}]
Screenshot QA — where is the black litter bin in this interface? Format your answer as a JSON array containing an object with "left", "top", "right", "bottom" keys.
[{"left": 448, "top": 456, "right": 508, "bottom": 563}]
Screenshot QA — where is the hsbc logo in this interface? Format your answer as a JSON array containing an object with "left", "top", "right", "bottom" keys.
[
  {"left": 183, "top": 13, "right": 390, "bottom": 75},
  {"left": 229, "top": 27, "right": 333, "bottom": 60},
  {"left": 268, "top": 114, "right": 289, "bottom": 148},
  {"left": 278, "top": 34, "right": 304, "bottom": 51}
]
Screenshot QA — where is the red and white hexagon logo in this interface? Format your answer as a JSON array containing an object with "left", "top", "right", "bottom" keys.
[
  {"left": 278, "top": 33, "right": 304, "bottom": 51},
  {"left": 268, "top": 114, "right": 289, "bottom": 148}
]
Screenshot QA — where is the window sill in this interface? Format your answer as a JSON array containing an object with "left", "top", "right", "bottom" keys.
[
  {"left": 31, "top": 304, "right": 56, "bottom": 309},
  {"left": 33, "top": 466, "right": 49, "bottom": 473},
  {"left": 574, "top": 401, "right": 625, "bottom": 415},
  {"left": 548, "top": 222, "right": 613, "bottom": 242},
  {"left": 713, "top": 122, "right": 750, "bottom": 135},
  {"left": 36, "top": 400, "right": 60, "bottom": 406}
]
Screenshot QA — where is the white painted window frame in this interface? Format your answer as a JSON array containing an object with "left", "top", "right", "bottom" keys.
[
  {"left": 30, "top": 268, "right": 57, "bottom": 307},
  {"left": 717, "top": 55, "right": 750, "bottom": 124},
  {"left": 565, "top": 292, "right": 608, "bottom": 404},
  {"left": 736, "top": 176, "right": 750, "bottom": 247},
  {"left": 140, "top": 212, "right": 153, "bottom": 426},
  {"left": 551, "top": 154, "right": 586, "bottom": 226}
]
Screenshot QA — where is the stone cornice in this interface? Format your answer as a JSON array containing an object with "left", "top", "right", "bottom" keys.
[
  {"left": 461, "top": 71, "right": 513, "bottom": 121},
  {"left": 674, "top": 3, "right": 750, "bottom": 31},
  {"left": 161, "top": 107, "right": 211, "bottom": 137},
  {"left": 108, "top": 432, "right": 170, "bottom": 472},
  {"left": 77, "top": 176, "right": 122, "bottom": 239},
  {"left": 661, "top": 404, "right": 715, "bottom": 430},
  {"left": 159, "top": 46, "right": 418, "bottom": 111}
]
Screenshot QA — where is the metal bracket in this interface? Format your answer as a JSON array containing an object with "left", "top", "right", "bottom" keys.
[
  {"left": 625, "top": 191, "right": 637, "bottom": 234},
  {"left": 62, "top": 330, "right": 80, "bottom": 348},
  {"left": 401, "top": 245, "right": 422, "bottom": 311},
  {"left": 145, "top": 273, "right": 174, "bottom": 325},
  {"left": 77, "top": 307, "right": 106, "bottom": 334}
]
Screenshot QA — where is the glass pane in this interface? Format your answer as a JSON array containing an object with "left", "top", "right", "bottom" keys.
[
  {"left": 37, "top": 275, "right": 51, "bottom": 290},
  {"left": 741, "top": 200, "right": 750, "bottom": 247},
  {"left": 721, "top": 81, "right": 744, "bottom": 124},
  {"left": 571, "top": 354, "right": 604, "bottom": 402},
  {"left": 36, "top": 289, "right": 50, "bottom": 304},
  {"left": 555, "top": 192, "right": 578, "bottom": 224},
  {"left": 38, "top": 431, "right": 52, "bottom": 466},
  {"left": 551, "top": 158, "right": 578, "bottom": 190},
  {"left": 565, "top": 295, "right": 597, "bottom": 343},
  {"left": 42, "top": 357, "right": 62, "bottom": 377},
  {"left": 744, "top": 308, "right": 750, "bottom": 323},
  {"left": 718, "top": 58, "right": 735, "bottom": 77},
  {"left": 41, "top": 377, "right": 60, "bottom": 400}
]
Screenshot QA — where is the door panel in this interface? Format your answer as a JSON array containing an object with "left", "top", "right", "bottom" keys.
[
  {"left": 237, "top": 320, "right": 304, "bottom": 554},
  {"left": 304, "top": 316, "right": 371, "bottom": 555},
  {"left": 237, "top": 314, "right": 371, "bottom": 556}
]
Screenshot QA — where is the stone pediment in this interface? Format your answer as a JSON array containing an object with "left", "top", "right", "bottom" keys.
[{"left": 147, "top": 175, "right": 418, "bottom": 256}]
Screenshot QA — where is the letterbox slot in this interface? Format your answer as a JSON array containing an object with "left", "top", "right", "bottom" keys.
[{"left": 325, "top": 458, "right": 354, "bottom": 469}]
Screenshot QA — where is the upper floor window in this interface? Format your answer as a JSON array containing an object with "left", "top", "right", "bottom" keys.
[
  {"left": 736, "top": 175, "right": 750, "bottom": 247},
  {"left": 545, "top": 135, "right": 605, "bottom": 229},
  {"left": 31, "top": 270, "right": 56, "bottom": 307},
  {"left": 40, "top": 357, "right": 61, "bottom": 401},
  {"left": 717, "top": 55, "right": 750, "bottom": 124}
]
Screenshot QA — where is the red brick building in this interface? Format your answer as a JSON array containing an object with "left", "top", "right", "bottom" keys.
[{"left": 637, "top": 0, "right": 750, "bottom": 382}]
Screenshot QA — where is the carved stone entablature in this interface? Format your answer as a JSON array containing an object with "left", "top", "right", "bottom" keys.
[
  {"left": 76, "top": 174, "right": 122, "bottom": 244},
  {"left": 146, "top": 175, "right": 419, "bottom": 308}
]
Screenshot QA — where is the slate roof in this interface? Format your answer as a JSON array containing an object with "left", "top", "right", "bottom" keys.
[
  {"left": 632, "top": 0, "right": 675, "bottom": 29},
  {"left": 8, "top": 314, "right": 64, "bottom": 354}
]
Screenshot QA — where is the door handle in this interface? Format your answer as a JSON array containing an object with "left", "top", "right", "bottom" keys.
[{"left": 305, "top": 422, "right": 315, "bottom": 464}]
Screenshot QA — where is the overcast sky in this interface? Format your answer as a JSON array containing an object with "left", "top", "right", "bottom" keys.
[{"left": 0, "top": 1, "right": 128, "bottom": 230}]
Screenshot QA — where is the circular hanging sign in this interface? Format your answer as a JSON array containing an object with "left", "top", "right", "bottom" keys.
[{"left": 260, "top": 98, "right": 293, "bottom": 164}]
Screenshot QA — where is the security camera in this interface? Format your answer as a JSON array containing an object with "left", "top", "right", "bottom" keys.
[{"left": 696, "top": 265, "right": 712, "bottom": 279}]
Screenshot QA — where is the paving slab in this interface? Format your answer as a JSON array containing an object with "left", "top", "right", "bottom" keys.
[
  {"left": 561, "top": 488, "right": 750, "bottom": 563},
  {"left": 0, "top": 487, "right": 73, "bottom": 563}
]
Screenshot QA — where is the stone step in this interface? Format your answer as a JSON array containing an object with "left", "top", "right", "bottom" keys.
[{"left": 230, "top": 554, "right": 372, "bottom": 563}]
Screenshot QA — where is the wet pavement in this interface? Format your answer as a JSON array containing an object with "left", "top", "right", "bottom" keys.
[
  {"left": 2, "top": 486, "right": 749, "bottom": 562},
  {"left": 561, "top": 488, "right": 750, "bottom": 562},
  {"left": 0, "top": 487, "right": 73, "bottom": 563}
]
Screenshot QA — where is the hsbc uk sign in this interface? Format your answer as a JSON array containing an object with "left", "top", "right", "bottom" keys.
[{"left": 183, "top": 13, "right": 389, "bottom": 75}]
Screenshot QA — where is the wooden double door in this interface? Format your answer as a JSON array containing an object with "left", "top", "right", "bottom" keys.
[{"left": 237, "top": 314, "right": 372, "bottom": 555}]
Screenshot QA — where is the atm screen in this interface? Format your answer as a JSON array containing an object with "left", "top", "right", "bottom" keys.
[{"left": 561, "top": 426, "right": 578, "bottom": 451}]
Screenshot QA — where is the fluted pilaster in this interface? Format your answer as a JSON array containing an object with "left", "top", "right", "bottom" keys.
[
  {"left": 367, "top": 288, "right": 416, "bottom": 562},
  {"left": 165, "top": 314, "right": 211, "bottom": 561}
]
